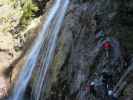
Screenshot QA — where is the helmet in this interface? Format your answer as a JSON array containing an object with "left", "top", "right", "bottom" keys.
[
  {"left": 90, "top": 82, "right": 95, "bottom": 86},
  {"left": 108, "top": 90, "right": 113, "bottom": 96}
]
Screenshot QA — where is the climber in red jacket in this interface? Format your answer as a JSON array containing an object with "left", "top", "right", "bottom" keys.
[
  {"left": 103, "top": 41, "right": 112, "bottom": 49},
  {"left": 102, "top": 41, "right": 112, "bottom": 57}
]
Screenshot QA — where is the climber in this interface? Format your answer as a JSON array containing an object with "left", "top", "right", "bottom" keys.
[
  {"left": 92, "top": 79, "right": 108, "bottom": 99},
  {"left": 101, "top": 71, "right": 113, "bottom": 89},
  {"left": 83, "top": 81, "right": 96, "bottom": 96},
  {"left": 102, "top": 40, "right": 112, "bottom": 57},
  {"left": 88, "top": 81, "right": 96, "bottom": 97},
  {"left": 103, "top": 41, "right": 112, "bottom": 50},
  {"left": 108, "top": 90, "right": 117, "bottom": 100},
  {"left": 84, "top": 82, "right": 95, "bottom": 94},
  {"left": 95, "top": 30, "right": 105, "bottom": 41},
  {"left": 84, "top": 83, "right": 90, "bottom": 92}
]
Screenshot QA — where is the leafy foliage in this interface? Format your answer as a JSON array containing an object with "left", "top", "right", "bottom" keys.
[
  {"left": 8, "top": 0, "right": 38, "bottom": 25},
  {"left": 0, "top": 0, "right": 39, "bottom": 32},
  {"left": 20, "top": 0, "right": 38, "bottom": 25}
]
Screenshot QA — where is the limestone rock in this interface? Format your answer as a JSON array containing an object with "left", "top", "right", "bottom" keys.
[{"left": 0, "top": 76, "right": 10, "bottom": 99}]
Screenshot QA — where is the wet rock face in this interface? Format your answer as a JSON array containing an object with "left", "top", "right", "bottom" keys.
[
  {"left": 45, "top": 0, "right": 133, "bottom": 100},
  {"left": 75, "top": 0, "right": 133, "bottom": 53},
  {"left": 109, "top": 0, "right": 133, "bottom": 53},
  {"left": 115, "top": 0, "right": 133, "bottom": 26},
  {"left": 46, "top": 2, "right": 97, "bottom": 100},
  {"left": 67, "top": 4, "right": 96, "bottom": 95}
]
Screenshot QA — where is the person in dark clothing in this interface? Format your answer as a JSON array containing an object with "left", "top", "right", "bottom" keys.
[
  {"left": 108, "top": 90, "right": 118, "bottom": 100},
  {"left": 84, "top": 83, "right": 90, "bottom": 92},
  {"left": 101, "top": 72, "right": 113, "bottom": 89},
  {"left": 90, "top": 82, "right": 96, "bottom": 97},
  {"left": 111, "top": 96, "right": 117, "bottom": 100}
]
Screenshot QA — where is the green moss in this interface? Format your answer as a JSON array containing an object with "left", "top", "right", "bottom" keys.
[
  {"left": 123, "top": 90, "right": 128, "bottom": 96},
  {"left": 90, "top": 64, "right": 96, "bottom": 73},
  {"left": 80, "top": 80, "right": 85, "bottom": 86}
]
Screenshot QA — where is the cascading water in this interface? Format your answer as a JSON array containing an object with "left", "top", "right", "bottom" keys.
[{"left": 10, "top": 0, "right": 69, "bottom": 100}]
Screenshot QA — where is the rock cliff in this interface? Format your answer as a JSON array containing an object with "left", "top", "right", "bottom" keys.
[{"left": 44, "top": 0, "right": 133, "bottom": 100}]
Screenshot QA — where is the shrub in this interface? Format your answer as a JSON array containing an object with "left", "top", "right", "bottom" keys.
[{"left": 20, "top": 0, "right": 38, "bottom": 25}]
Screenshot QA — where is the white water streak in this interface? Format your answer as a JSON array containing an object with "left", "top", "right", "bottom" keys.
[
  {"left": 33, "top": 0, "right": 69, "bottom": 100},
  {"left": 10, "top": 0, "right": 69, "bottom": 100}
]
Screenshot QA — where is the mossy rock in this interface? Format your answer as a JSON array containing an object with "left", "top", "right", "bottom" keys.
[{"left": 90, "top": 64, "right": 96, "bottom": 73}]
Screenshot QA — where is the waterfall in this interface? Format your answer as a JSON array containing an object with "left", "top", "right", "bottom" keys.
[{"left": 10, "top": 0, "right": 69, "bottom": 100}]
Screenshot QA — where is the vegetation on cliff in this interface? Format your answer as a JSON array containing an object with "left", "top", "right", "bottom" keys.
[{"left": 0, "top": 0, "right": 47, "bottom": 98}]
